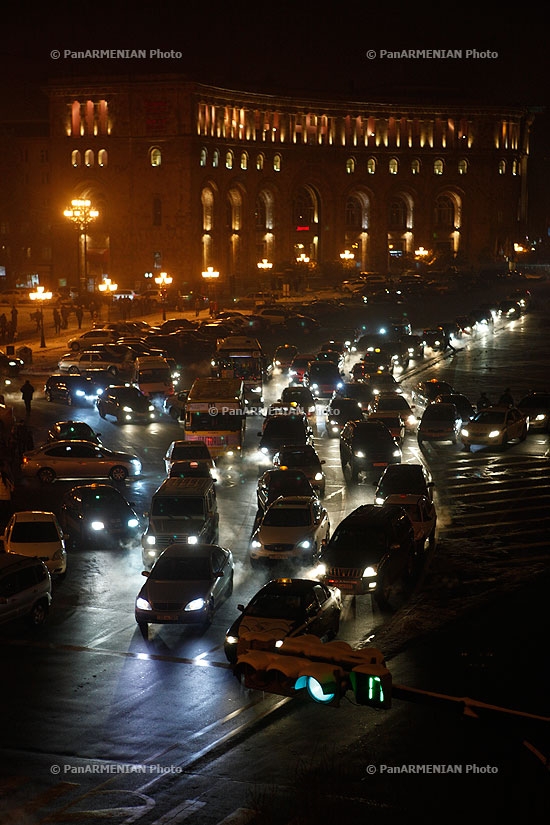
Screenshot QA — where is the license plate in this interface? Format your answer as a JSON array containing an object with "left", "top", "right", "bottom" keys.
[
  {"left": 155, "top": 614, "right": 174, "bottom": 621},
  {"left": 373, "top": 462, "right": 387, "bottom": 467}
]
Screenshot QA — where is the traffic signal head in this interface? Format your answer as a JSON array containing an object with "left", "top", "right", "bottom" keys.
[{"left": 233, "top": 634, "right": 391, "bottom": 708}]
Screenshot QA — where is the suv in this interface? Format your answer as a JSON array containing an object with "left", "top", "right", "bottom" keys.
[
  {"left": 44, "top": 373, "right": 109, "bottom": 406},
  {"left": 141, "top": 477, "right": 219, "bottom": 568},
  {"left": 315, "top": 503, "right": 416, "bottom": 609},
  {"left": 417, "top": 402, "right": 462, "bottom": 446},
  {"left": 0, "top": 554, "right": 52, "bottom": 628},
  {"left": 374, "top": 462, "right": 434, "bottom": 505},
  {"left": 257, "top": 413, "right": 314, "bottom": 460},
  {"left": 339, "top": 419, "right": 402, "bottom": 483}
]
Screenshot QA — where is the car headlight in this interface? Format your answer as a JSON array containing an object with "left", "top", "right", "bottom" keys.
[
  {"left": 374, "top": 496, "right": 385, "bottom": 505},
  {"left": 225, "top": 634, "right": 238, "bottom": 646},
  {"left": 146, "top": 535, "right": 156, "bottom": 545},
  {"left": 122, "top": 406, "right": 133, "bottom": 412},
  {"left": 188, "top": 535, "right": 198, "bottom": 545},
  {"left": 461, "top": 428, "right": 469, "bottom": 437},
  {"left": 127, "top": 518, "right": 139, "bottom": 528},
  {"left": 488, "top": 429, "right": 501, "bottom": 438},
  {"left": 148, "top": 405, "right": 155, "bottom": 412},
  {"left": 250, "top": 539, "right": 262, "bottom": 549},
  {"left": 313, "top": 562, "right": 326, "bottom": 577},
  {"left": 362, "top": 565, "right": 377, "bottom": 578},
  {"left": 260, "top": 446, "right": 269, "bottom": 454},
  {"left": 185, "top": 597, "right": 206, "bottom": 612},
  {"left": 535, "top": 413, "right": 546, "bottom": 422},
  {"left": 90, "top": 520, "right": 105, "bottom": 531},
  {"left": 75, "top": 390, "right": 85, "bottom": 397},
  {"left": 354, "top": 450, "right": 365, "bottom": 458},
  {"left": 392, "top": 449, "right": 401, "bottom": 458},
  {"left": 314, "top": 472, "right": 323, "bottom": 481},
  {"left": 298, "top": 539, "right": 312, "bottom": 549},
  {"left": 136, "top": 597, "right": 152, "bottom": 611},
  {"left": 407, "top": 415, "right": 417, "bottom": 425},
  {"left": 131, "top": 459, "right": 142, "bottom": 471}
]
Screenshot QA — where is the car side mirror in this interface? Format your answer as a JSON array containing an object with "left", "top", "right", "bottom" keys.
[
  {"left": 141, "top": 570, "right": 150, "bottom": 577},
  {"left": 320, "top": 460, "right": 326, "bottom": 465},
  {"left": 237, "top": 603, "right": 245, "bottom": 612}
]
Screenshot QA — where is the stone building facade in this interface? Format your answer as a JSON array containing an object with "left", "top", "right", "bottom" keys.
[{"left": 1, "top": 74, "right": 535, "bottom": 296}]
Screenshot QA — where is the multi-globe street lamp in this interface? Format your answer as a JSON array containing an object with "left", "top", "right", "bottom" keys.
[
  {"left": 201, "top": 267, "right": 219, "bottom": 314},
  {"left": 29, "top": 285, "right": 53, "bottom": 349},
  {"left": 154, "top": 271, "right": 173, "bottom": 321},
  {"left": 98, "top": 277, "right": 118, "bottom": 321},
  {"left": 63, "top": 199, "right": 99, "bottom": 295}
]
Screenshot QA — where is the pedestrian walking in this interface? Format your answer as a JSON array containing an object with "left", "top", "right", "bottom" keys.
[
  {"left": 10, "top": 305, "right": 18, "bottom": 333},
  {"left": 53, "top": 307, "right": 62, "bottom": 334},
  {"left": 0, "top": 467, "right": 14, "bottom": 529},
  {"left": 20, "top": 379, "right": 35, "bottom": 416},
  {"left": 60, "top": 305, "right": 69, "bottom": 329},
  {"left": 75, "top": 304, "right": 84, "bottom": 329},
  {"left": 195, "top": 297, "right": 201, "bottom": 318},
  {"left": 499, "top": 387, "right": 514, "bottom": 407}
]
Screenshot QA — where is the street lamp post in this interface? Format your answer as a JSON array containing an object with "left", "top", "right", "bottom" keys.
[
  {"left": 257, "top": 258, "right": 273, "bottom": 292},
  {"left": 63, "top": 199, "right": 99, "bottom": 296},
  {"left": 98, "top": 277, "right": 118, "bottom": 321},
  {"left": 154, "top": 271, "right": 173, "bottom": 321},
  {"left": 29, "top": 286, "right": 53, "bottom": 348},
  {"left": 201, "top": 267, "right": 220, "bottom": 316}
]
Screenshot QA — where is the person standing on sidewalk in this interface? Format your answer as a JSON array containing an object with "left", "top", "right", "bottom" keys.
[
  {"left": 53, "top": 307, "right": 62, "bottom": 334},
  {"left": 20, "top": 379, "right": 35, "bottom": 416}
]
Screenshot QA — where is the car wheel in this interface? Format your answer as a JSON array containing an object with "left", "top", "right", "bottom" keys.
[
  {"left": 520, "top": 425, "right": 527, "bottom": 442},
  {"left": 98, "top": 406, "right": 106, "bottom": 419},
  {"left": 68, "top": 366, "right": 80, "bottom": 374},
  {"left": 137, "top": 622, "right": 148, "bottom": 639},
  {"left": 108, "top": 365, "right": 118, "bottom": 376},
  {"left": 70, "top": 342, "right": 80, "bottom": 351},
  {"left": 110, "top": 465, "right": 128, "bottom": 482},
  {"left": 27, "top": 599, "right": 49, "bottom": 628},
  {"left": 37, "top": 467, "right": 55, "bottom": 484},
  {"left": 45, "top": 391, "right": 52, "bottom": 402}
]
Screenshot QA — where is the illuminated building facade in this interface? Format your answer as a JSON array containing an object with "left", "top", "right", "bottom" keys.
[{"left": 0, "top": 75, "right": 535, "bottom": 295}]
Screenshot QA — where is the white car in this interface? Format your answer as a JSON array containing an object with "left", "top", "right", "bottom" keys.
[
  {"left": 249, "top": 495, "right": 330, "bottom": 568},
  {"left": 384, "top": 494, "right": 437, "bottom": 553},
  {"left": 67, "top": 329, "right": 120, "bottom": 351},
  {"left": 3, "top": 510, "right": 67, "bottom": 576}
]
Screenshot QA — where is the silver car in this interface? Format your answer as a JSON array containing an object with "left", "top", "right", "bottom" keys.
[{"left": 20, "top": 440, "right": 142, "bottom": 484}]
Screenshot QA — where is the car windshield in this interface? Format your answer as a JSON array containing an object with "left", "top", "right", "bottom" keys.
[
  {"left": 266, "top": 474, "right": 311, "bottom": 496},
  {"left": 262, "top": 507, "right": 312, "bottom": 527},
  {"left": 376, "top": 397, "right": 409, "bottom": 411},
  {"left": 247, "top": 593, "right": 304, "bottom": 619},
  {"left": 326, "top": 526, "right": 386, "bottom": 560},
  {"left": 10, "top": 522, "right": 59, "bottom": 542},
  {"left": 56, "top": 424, "right": 94, "bottom": 438},
  {"left": 473, "top": 411, "right": 506, "bottom": 424},
  {"left": 151, "top": 497, "right": 205, "bottom": 517},
  {"left": 277, "top": 448, "right": 316, "bottom": 466},
  {"left": 422, "top": 406, "right": 456, "bottom": 421},
  {"left": 81, "top": 492, "right": 126, "bottom": 512},
  {"left": 264, "top": 417, "right": 306, "bottom": 436},
  {"left": 171, "top": 444, "right": 211, "bottom": 461},
  {"left": 151, "top": 556, "right": 212, "bottom": 580}
]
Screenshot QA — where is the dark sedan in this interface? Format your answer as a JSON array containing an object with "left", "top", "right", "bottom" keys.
[
  {"left": 97, "top": 384, "right": 159, "bottom": 424},
  {"left": 59, "top": 482, "right": 141, "bottom": 546},
  {"left": 47, "top": 420, "right": 103, "bottom": 444},
  {"left": 256, "top": 468, "right": 316, "bottom": 513},
  {"left": 224, "top": 577, "right": 341, "bottom": 664},
  {"left": 135, "top": 543, "right": 234, "bottom": 635},
  {"left": 517, "top": 391, "right": 550, "bottom": 432}
]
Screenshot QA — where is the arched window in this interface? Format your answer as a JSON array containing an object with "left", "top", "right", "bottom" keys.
[
  {"left": 389, "top": 157, "right": 399, "bottom": 175},
  {"left": 458, "top": 159, "right": 468, "bottom": 175},
  {"left": 345, "top": 196, "right": 362, "bottom": 228},
  {"left": 153, "top": 197, "right": 162, "bottom": 226},
  {"left": 512, "top": 159, "right": 519, "bottom": 175},
  {"left": 389, "top": 198, "right": 407, "bottom": 229},
  {"left": 411, "top": 159, "right": 421, "bottom": 175},
  {"left": 150, "top": 147, "right": 162, "bottom": 167},
  {"left": 433, "top": 158, "right": 444, "bottom": 175},
  {"left": 212, "top": 150, "right": 219, "bottom": 168},
  {"left": 240, "top": 151, "right": 248, "bottom": 170},
  {"left": 498, "top": 159, "right": 506, "bottom": 175},
  {"left": 71, "top": 150, "right": 81, "bottom": 167},
  {"left": 98, "top": 149, "right": 108, "bottom": 167},
  {"left": 200, "top": 148, "right": 207, "bottom": 167},
  {"left": 367, "top": 157, "right": 376, "bottom": 175},
  {"left": 434, "top": 195, "right": 455, "bottom": 228},
  {"left": 84, "top": 149, "right": 94, "bottom": 167},
  {"left": 346, "top": 158, "right": 356, "bottom": 174},
  {"left": 225, "top": 150, "right": 233, "bottom": 170},
  {"left": 273, "top": 153, "right": 282, "bottom": 172},
  {"left": 256, "top": 153, "right": 265, "bottom": 171}
]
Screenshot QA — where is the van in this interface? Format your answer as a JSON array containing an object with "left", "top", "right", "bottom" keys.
[
  {"left": 141, "top": 477, "right": 219, "bottom": 568},
  {"left": 133, "top": 355, "right": 174, "bottom": 398}
]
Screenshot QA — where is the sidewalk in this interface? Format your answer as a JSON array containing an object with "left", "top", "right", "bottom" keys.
[{"left": 4, "top": 304, "right": 213, "bottom": 376}]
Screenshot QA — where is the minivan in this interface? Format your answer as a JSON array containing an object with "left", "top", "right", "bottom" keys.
[{"left": 141, "top": 477, "right": 219, "bottom": 568}]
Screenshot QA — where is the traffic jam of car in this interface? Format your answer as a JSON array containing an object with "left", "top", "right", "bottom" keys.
[{"left": 0, "top": 283, "right": 539, "bottom": 662}]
